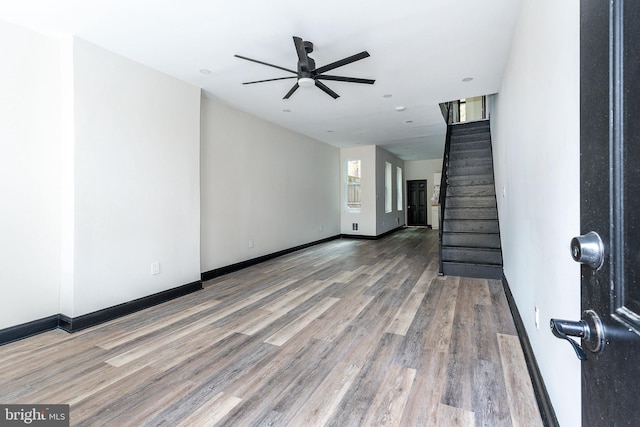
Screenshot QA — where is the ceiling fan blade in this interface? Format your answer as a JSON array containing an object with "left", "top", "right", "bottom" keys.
[
  {"left": 315, "top": 51, "right": 370, "bottom": 74},
  {"left": 242, "top": 76, "right": 298, "bottom": 85},
  {"left": 234, "top": 55, "right": 297, "bottom": 74},
  {"left": 293, "top": 36, "right": 311, "bottom": 73},
  {"left": 316, "top": 75, "right": 375, "bottom": 85},
  {"left": 283, "top": 83, "right": 300, "bottom": 99},
  {"left": 315, "top": 80, "right": 340, "bottom": 99},
  {"left": 293, "top": 36, "right": 306, "bottom": 61}
]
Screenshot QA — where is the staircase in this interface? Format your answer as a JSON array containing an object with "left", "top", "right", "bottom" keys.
[{"left": 440, "top": 120, "right": 503, "bottom": 279}]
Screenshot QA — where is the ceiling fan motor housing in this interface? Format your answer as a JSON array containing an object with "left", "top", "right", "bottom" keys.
[{"left": 303, "top": 40, "right": 313, "bottom": 53}]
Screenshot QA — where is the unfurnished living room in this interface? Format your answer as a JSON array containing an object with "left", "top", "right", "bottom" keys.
[{"left": 1, "top": 0, "right": 596, "bottom": 426}]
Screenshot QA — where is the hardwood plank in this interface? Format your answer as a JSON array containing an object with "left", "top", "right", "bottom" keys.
[
  {"left": 216, "top": 338, "right": 334, "bottom": 426},
  {"left": 441, "top": 277, "right": 477, "bottom": 412},
  {"left": 413, "top": 266, "right": 437, "bottom": 293},
  {"left": 71, "top": 366, "right": 168, "bottom": 424},
  {"left": 472, "top": 358, "right": 512, "bottom": 426},
  {"left": 399, "top": 350, "right": 449, "bottom": 426},
  {"left": 312, "top": 292, "right": 375, "bottom": 342},
  {"left": 385, "top": 292, "right": 426, "bottom": 336},
  {"left": 287, "top": 361, "right": 362, "bottom": 426},
  {"left": 436, "top": 403, "right": 476, "bottom": 427},
  {"left": 105, "top": 319, "right": 232, "bottom": 367},
  {"left": 393, "top": 278, "right": 444, "bottom": 370},
  {"left": 326, "top": 333, "right": 405, "bottom": 426},
  {"left": 498, "top": 333, "right": 544, "bottom": 427},
  {"left": 176, "top": 392, "right": 242, "bottom": 427},
  {"left": 97, "top": 299, "right": 221, "bottom": 349},
  {"left": 423, "top": 276, "right": 459, "bottom": 353},
  {"left": 264, "top": 297, "right": 339, "bottom": 346},
  {"left": 361, "top": 364, "right": 417, "bottom": 427}
]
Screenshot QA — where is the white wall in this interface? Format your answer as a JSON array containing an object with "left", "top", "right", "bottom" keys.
[
  {"left": 340, "top": 146, "right": 377, "bottom": 236},
  {"left": 0, "top": 20, "right": 62, "bottom": 329},
  {"left": 200, "top": 96, "right": 340, "bottom": 272},
  {"left": 404, "top": 159, "right": 443, "bottom": 226},
  {"left": 64, "top": 38, "right": 201, "bottom": 317},
  {"left": 491, "top": 1, "right": 581, "bottom": 425},
  {"left": 375, "top": 147, "right": 405, "bottom": 235}
]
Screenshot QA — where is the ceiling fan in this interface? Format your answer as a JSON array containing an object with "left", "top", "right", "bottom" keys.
[{"left": 234, "top": 36, "right": 375, "bottom": 99}]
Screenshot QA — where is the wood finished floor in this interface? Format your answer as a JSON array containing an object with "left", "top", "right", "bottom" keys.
[{"left": 0, "top": 228, "right": 542, "bottom": 426}]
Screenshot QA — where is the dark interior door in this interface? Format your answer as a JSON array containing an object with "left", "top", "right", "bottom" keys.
[
  {"left": 574, "top": 1, "right": 640, "bottom": 424},
  {"left": 407, "top": 180, "right": 427, "bottom": 226}
]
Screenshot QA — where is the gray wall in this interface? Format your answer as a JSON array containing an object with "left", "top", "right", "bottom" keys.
[{"left": 200, "top": 96, "right": 341, "bottom": 272}]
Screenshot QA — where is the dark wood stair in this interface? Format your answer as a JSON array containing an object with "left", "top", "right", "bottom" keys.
[{"left": 440, "top": 120, "right": 503, "bottom": 279}]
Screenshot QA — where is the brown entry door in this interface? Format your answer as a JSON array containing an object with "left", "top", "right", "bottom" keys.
[
  {"left": 550, "top": 1, "right": 640, "bottom": 425},
  {"left": 407, "top": 180, "right": 427, "bottom": 226}
]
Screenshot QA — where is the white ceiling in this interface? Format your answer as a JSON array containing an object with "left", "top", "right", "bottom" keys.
[{"left": 0, "top": 0, "right": 521, "bottom": 161}]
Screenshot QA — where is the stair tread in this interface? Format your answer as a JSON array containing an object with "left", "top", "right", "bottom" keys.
[
  {"left": 448, "top": 159, "right": 493, "bottom": 166},
  {"left": 442, "top": 230, "right": 500, "bottom": 234},
  {"left": 451, "top": 136, "right": 491, "bottom": 142},
  {"left": 443, "top": 217, "right": 499, "bottom": 220},
  {"left": 442, "top": 245, "right": 502, "bottom": 251},
  {"left": 442, "top": 261, "right": 503, "bottom": 267}
]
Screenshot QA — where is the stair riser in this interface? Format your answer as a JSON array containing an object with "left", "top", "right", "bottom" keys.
[
  {"left": 451, "top": 134, "right": 490, "bottom": 143},
  {"left": 450, "top": 148, "right": 492, "bottom": 160},
  {"left": 450, "top": 141, "right": 491, "bottom": 153},
  {"left": 448, "top": 166, "right": 494, "bottom": 177},
  {"left": 447, "top": 176, "right": 495, "bottom": 186},
  {"left": 442, "top": 248, "right": 503, "bottom": 265},
  {"left": 441, "top": 262, "right": 503, "bottom": 280},
  {"left": 448, "top": 156, "right": 493, "bottom": 167},
  {"left": 451, "top": 121, "right": 490, "bottom": 132},
  {"left": 443, "top": 220, "right": 499, "bottom": 233},
  {"left": 442, "top": 233, "right": 501, "bottom": 248},
  {"left": 445, "top": 196, "right": 497, "bottom": 208},
  {"left": 444, "top": 208, "right": 498, "bottom": 220},
  {"left": 447, "top": 185, "right": 495, "bottom": 197}
]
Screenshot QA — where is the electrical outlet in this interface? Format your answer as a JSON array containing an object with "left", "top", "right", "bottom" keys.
[
  {"left": 535, "top": 306, "right": 540, "bottom": 329},
  {"left": 248, "top": 239, "right": 254, "bottom": 249},
  {"left": 151, "top": 262, "right": 160, "bottom": 275}
]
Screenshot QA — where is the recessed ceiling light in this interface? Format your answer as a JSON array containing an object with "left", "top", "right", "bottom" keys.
[
  {"left": 383, "top": 94, "right": 393, "bottom": 98},
  {"left": 327, "top": 130, "right": 334, "bottom": 133},
  {"left": 283, "top": 109, "right": 291, "bottom": 113},
  {"left": 462, "top": 77, "right": 473, "bottom": 82},
  {"left": 405, "top": 120, "right": 413, "bottom": 124},
  {"left": 395, "top": 106, "right": 406, "bottom": 112},
  {"left": 199, "top": 69, "right": 212, "bottom": 75}
]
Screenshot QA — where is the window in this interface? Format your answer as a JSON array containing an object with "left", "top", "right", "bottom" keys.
[
  {"left": 385, "top": 162, "right": 392, "bottom": 213},
  {"left": 346, "top": 160, "right": 361, "bottom": 212},
  {"left": 397, "top": 167, "right": 403, "bottom": 211},
  {"left": 459, "top": 98, "right": 467, "bottom": 122}
]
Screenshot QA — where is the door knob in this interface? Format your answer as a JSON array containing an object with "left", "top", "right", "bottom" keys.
[
  {"left": 550, "top": 310, "right": 604, "bottom": 360},
  {"left": 570, "top": 231, "right": 604, "bottom": 269}
]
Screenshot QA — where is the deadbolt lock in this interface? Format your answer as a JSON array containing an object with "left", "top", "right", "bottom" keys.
[{"left": 570, "top": 231, "right": 605, "bottom": 269}]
